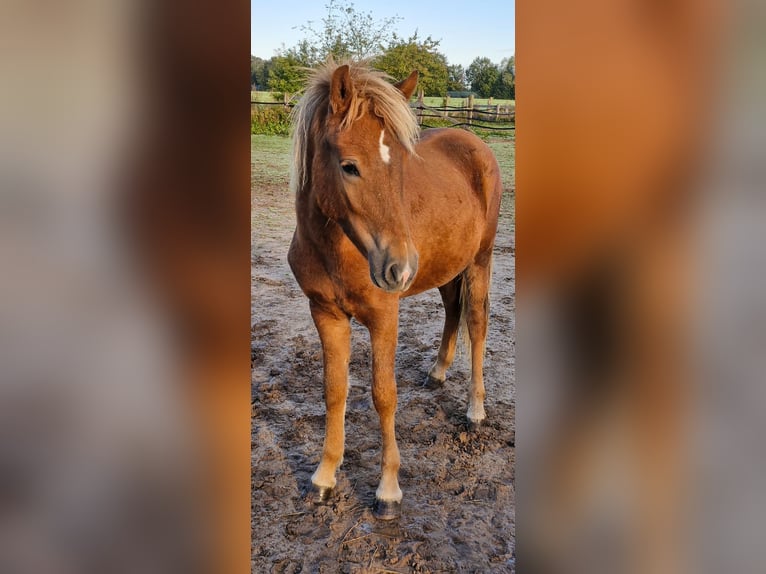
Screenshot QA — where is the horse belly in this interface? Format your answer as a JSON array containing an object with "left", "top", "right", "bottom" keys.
[{"left": 405, "top": 191, "right": 485, "bottom": 295}]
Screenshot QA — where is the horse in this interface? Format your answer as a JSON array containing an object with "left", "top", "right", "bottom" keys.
[{"left": 287, "top": 60, "right": 503, "bottom": 519}]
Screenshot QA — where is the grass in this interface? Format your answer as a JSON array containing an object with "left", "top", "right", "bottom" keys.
[
  {"left": 251, "top": 132, "right": 514, "bottom": 237},
  {"left": 250, "top": 134, "right": 294, "bottom": 246},
  {"left": 487, "top": 139, "right": 515, "bottom": 228},
  {"left": 251, "top": 132, "right": 514, "bottom": 194},
  {"left": 487, "top": 139, "right": 515, "bottom": 191},
  {"left": 417, "top": 120, "right": 514, "bottom": 142},
  {"left": 252, "top": 91, "right": 282, "bottom": 103},
  {"left": 251, "top": 134, "right": 292, "bottom": 188}
]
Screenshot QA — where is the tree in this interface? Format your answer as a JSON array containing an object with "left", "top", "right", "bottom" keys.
[
  {"left": 374, "top": 34, "right": 448, "bottom": 97},
  {"left": 270, "top": 1, "right": 402, "bottom": 96},
  {"left": 293, "top": 0, "right": 402, "bottom": 65},
  {"left": 251, "top": 56, "right": 272, "bottom": 90},
  {"left": 491, "top": 56, "right": 515, "bottom": 99},
  {"left": 466, "top": 57, "right": 499, "bottom": 98},
  {"left": 279, "top": 39, "right": 321, "bottom": 69},
  {"left": 447, "top": 64, "right": 467, "bottom": 92},
  {"left": 267, "top": 54, "right": 306, "bottom": 95}
]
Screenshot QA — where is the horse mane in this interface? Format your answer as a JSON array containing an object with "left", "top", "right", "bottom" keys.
[{"left": 290, "top": 59, "right": 420, "bottom": 195}]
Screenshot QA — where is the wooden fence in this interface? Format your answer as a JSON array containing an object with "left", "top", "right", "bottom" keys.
[
  {"left": 411, "top": 91, "right": 514, "bottom": 130},
  {"left": 251, "top": 90, "right": 515, "bottom": 132}
]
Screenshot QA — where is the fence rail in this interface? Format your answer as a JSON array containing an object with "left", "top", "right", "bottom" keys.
[{"left": 251, "top": 91, "right": 515, "bottom": 132}]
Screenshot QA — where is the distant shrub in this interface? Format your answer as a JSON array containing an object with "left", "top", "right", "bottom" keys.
[{"left": 251, "top": 105, "right": 292, "bottom": 136}]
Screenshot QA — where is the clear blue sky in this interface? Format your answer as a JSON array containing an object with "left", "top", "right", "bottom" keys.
[{"left": 251, "top": 0, "right": 514, "bottom": 69}]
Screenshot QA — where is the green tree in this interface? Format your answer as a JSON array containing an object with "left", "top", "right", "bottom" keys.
[
  {"left": 271, "top": 1, "right": 402, "bottom": 96},
  {"left": 251, "top": 56, "right": 272, "bottom": 90},
  {"left": 466, "top": 57, "right": 499, "bottom": 98},
  {"left": 294, "top": 0, "right": 402, "bottom": 64},
  {"left": 491, "top": 56, "right": 515, "bottom": 99},
  {"left": 280, "top": 39, "right": 321, "bottom": 68},
  {"left": 374, "top": 34, "right": 448, "bottom": 97},
  {"left": 447, "top": 64, "right": 467, "bottom": 92},
  {"left": 267, "top": 54, "right": 306, "bottom": 95}
]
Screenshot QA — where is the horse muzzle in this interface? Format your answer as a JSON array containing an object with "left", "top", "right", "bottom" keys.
[{"left": 369, "top": 249, "right": 418, "bottom": 293}]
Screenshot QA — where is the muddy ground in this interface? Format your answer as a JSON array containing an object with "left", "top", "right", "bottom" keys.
[{"left": 252, "top": 137, "right": 515, "bottom": 573}]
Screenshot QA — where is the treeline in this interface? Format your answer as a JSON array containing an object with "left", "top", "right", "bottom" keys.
[{"left": 251, "top": 0, "right": 514, "bottom": 99}]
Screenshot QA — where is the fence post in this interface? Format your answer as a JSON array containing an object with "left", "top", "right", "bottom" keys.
[
  {"left": 443, "top": 94, "right": 449, "bottom": 118},
  {"left": 496, "top": 103, "right": 501, "bottom": 123},
  {"left": 417, "top": 90, "right": 424, "bottom": 126},
  {"left": 467, "top": 94, "right": 474, "bottom": 126}
]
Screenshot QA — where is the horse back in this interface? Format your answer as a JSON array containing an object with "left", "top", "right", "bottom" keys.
[
  {"left": 401, "top": 129, "right": 503, "bottom": 293},
  {"left": 411, "top": 128, "right": 502, "bottom": 223}
]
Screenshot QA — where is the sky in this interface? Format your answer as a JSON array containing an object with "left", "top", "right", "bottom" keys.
[{"left": 251, "top": 0, "right": 514, "bottom": 69}]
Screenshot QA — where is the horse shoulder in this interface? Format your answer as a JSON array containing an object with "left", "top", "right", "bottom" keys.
[{"left": 287, "top": 231, "right": 335, "bottom": 304}]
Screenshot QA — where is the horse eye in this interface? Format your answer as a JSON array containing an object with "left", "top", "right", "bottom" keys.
[{"left": 341, "top": 162, "right": 360, "bottom": 177}]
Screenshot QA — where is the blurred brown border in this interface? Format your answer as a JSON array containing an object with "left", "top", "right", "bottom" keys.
[
  {"left": 125, "top": 1, "right": 251, "bottom": 572},
  {"left": 517, "top": 1, "right": 722, "bottom": 572}
]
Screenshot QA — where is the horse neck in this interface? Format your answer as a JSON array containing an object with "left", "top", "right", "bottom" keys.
[{"left": 295, "top": 139, "right": 345, "bottom": 245}]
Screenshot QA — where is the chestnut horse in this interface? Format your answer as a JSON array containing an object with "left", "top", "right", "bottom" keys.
[{"left": 287, "top": 61, "right": 502, "bottom": 519}]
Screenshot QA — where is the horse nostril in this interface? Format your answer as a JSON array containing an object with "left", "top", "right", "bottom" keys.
[
  {"left": 385, "top": 262, "right": 401, "bottom": 285},
  {"left": 384, "top": 260, "right": 415, "bottom": 289}
]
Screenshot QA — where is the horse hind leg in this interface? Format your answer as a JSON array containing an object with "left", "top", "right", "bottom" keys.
[
  {"left": 426, "top": 276, "right": 462, "bottom": 387},
  {"left": 463, "top": 257, "right": 492, "bottom": 425}
]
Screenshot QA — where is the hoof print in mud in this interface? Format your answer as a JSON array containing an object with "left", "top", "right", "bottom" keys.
[{"left": 373, "top": 499, "right": 402, "bottom": 520}]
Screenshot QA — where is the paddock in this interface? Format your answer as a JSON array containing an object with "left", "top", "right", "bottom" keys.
[{"left": 251, "top": 133, "right": 515, "bottom": 572}]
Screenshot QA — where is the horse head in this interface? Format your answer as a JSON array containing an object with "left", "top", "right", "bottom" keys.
[{"left": 319, "top": 65, "right": 420, "bottom": 293}]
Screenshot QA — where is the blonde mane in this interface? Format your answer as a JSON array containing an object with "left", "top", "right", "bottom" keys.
[{"left": 289, "top": 59, "right": 420, "bottom": 195}]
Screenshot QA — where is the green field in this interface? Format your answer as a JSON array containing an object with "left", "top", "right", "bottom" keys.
[
  {"left": 252, "top": 132, "right": 514, "bottom": 242},
  {"left": 487, "top": 140, "right": 515, "bottom": 191},
  {"left": 251, "top": 91, "right": 284, "bottom": 103},
  {"left": 251, "top": 135, "right": 292, "bottom": 187},
  {"left": 251, "top": 133, "right": 514, "bottom": 193}
]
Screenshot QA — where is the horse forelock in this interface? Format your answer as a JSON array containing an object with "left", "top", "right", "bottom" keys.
[{"left": 290, "top": 59, "right": 420, "bottom": 195}]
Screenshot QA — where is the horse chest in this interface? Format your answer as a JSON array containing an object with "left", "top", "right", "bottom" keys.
[
  {"left": 289, "top": 232, "right": 380, "bottom": 316},
  {"left": 323, "top": 257, "right": 387, "bottom": 319}
]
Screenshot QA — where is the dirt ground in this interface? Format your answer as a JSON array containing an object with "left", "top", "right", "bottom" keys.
[{"left": 252, "top": 138, "right": 515, "bottom": 573}]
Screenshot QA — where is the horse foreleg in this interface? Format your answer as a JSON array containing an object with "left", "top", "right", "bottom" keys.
[
  {"left": 309, "top": 301, "right": 351, "bottom": 501},
  {"left": 465, "top": 261, "right": 492, "bottom": 425},
  {"left": 368, "top": 312, "right": 402, "bottom": 519},
  {"left": 427, "top": 277, "right": 462, "bottom": 386}
]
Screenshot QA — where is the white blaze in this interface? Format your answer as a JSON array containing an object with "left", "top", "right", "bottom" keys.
[
  {"left": 379, "top": 129, "right": 390, "bottom": 164},
  {"left": 400, "top": 265, "right": 411, "bottom": 286}
]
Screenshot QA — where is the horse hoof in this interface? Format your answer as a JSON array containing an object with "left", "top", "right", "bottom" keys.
[
  {"left": 422, "top": 375, "right": 444, "bottom": 389},
  {"left": 373, "top": 498, "right": 401, "bottom": 520},
  {"left": 308, "top": 484, "right": 333, "bottom": 504},
  {"left": 467, "top": 418, "right": 485, "bottom": 431}
]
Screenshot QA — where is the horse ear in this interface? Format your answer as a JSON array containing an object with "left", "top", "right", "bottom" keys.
[
  {"left": 395, "top": 70, "right": 419, "bottom": 101},
  {"left": 330, "top": 65, "right": 353, "bottom": 115}
]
